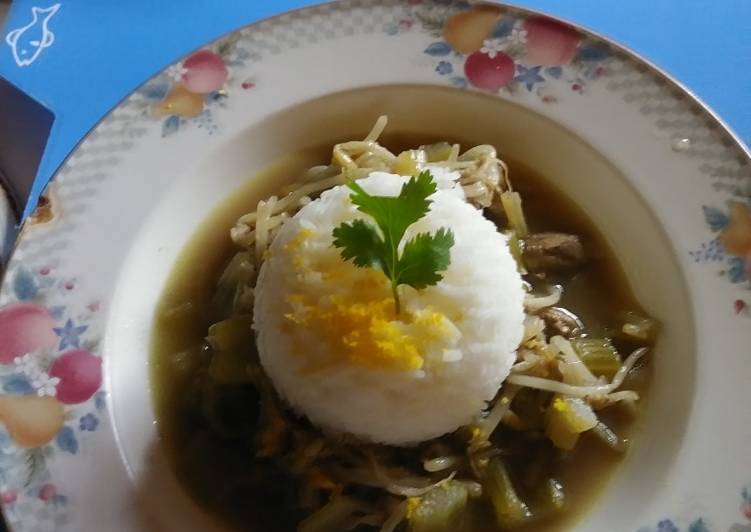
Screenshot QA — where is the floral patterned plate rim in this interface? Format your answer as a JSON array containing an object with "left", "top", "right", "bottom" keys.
[{"left": 0, "top": 1, "right": 749, "bottom": 531}]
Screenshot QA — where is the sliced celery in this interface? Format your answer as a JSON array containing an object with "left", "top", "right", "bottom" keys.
[
  {"left": 421, "top": 142, "right": 453, "bottom": 162},
  {"left": 393, "top": 150, "right": 427, "bottom": 176},
  {"left": 545, "top": 396, "right": 598, "bottom": 450},
  {"left": 619, "top": 311, "right": 660, "bottom": 342},
  {"left": 500, "top": 191, "right": 528, "bottom": 237},
  {"left": 515, "top": 478, "right": 567, "bottom": 522},
  {"left": 408, "top": 481, "right": 469, "bottom": 532},
  {"left": 536, "top": 478, "right": 565, "bottom": 513},
  {"left": 505, "top": 230, "right": 526, "bottom": 273},
  {"left": 483, "top": 458, "right": 533, "bottom": 529},
  {"left": 298, "top": 496, "right": 359, "bottom": 532},
  {"left": 572, "top": 337, "right": 621, "bottom": 380}
]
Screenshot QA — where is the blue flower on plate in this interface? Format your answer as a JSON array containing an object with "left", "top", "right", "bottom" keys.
[
  {"left": 1, "top": 374, "right": 33, "bottom": 395},
  {"left": 728, "top": 256, "right": 747, "bottom": 283},
  {"left": 657, "top": 520, "right": 678, "bottom": 532},
  {"left": 56, "top": 426, "right": 78, "bottom": 455},
  {"left": 50, "top": 494, "right": 68, "bottom": 508},
  {"left": 79, "top": 414, "right": 99, "bottom": 432},
  {"left": 703, "top": 205, "right": 730, "bottom": 231},
  {"left": 435, "top": 60, "right": 453, "bottom": 75},
  {"left": 424, "top": 42, "right": 452, "bottom": 57},
  {"left": 689, "top": 237, "right": 725, "bottom": 263},
  {"left": 139, "top": 81, "right": 170, "bottom": 101},
  {"left": 449, "top": 76, "right": 468, "bottom": 89},
  {"left": 545, "top": 66, "right": 563, "bottom": 79},
  {"left": 514, "top": 65, "right": 545, "bottom": 91},
  {"left": 48, "top": 306, "right": 66, "bottom": 320},
  {"left": 12, "top": 267, "right": 38, "bottom": 301},
  {"left": 53, "top": 319, "right": 88, "bottom": 350},
  {"left": 94, "top": 391, "right": 107, "bottom": 412},
  {"left": 490, "top": 17, "right": 516, "bottom": 39},
  {"left": 162, "top": 115, "right": 181, "bottom": 137}
]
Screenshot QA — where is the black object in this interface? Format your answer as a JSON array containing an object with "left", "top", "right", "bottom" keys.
[{"left": 0, "top": 75, "right": 55, "bottom": 218}]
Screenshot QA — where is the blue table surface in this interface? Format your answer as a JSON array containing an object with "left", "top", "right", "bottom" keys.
[{"left": 1, "top": 0, "right": 750, "bottom": 218}]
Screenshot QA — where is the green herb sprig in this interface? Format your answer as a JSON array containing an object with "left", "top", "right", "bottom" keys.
[{"left": 332, "top": 171, "right": 455, "bottom": 314}]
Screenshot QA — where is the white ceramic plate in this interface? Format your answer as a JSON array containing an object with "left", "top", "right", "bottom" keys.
[{"left": 0, "top": 1, "right": 749, "bottom": 531}]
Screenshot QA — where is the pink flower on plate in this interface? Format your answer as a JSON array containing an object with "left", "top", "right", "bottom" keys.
[
  {"left": 0, "top": 304, "right": 57, "bottom": 364},
  {"left": 523, "top": 16, "right": 580, "bottom": 66},
  {"left": 464, "top": 50, "right": 515, "bottom": 91},
  {"left": 0, "top": 490, "right": 17, "bottom": 505},
  {"left": 398, "top": 19, "right": 414, "bottom": 31},
  {"left": 38, "top": 484, "right": 56, "bottom": 501},
  {"left": 181, "top": 50, "right": 228, "bottom": 94}
]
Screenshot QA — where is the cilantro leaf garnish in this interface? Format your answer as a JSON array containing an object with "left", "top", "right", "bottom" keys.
[
  {"left": 398, "top": 228, "right": 454, "bottom": 289},
  {"left": 332, "top": 219, "right": 385, "bottom": 270},
  {"left": 332, "top": 171, "right": 455, "bottom": 314}
]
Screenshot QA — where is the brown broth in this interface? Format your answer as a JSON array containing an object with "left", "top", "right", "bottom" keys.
[{"left": 151, "top": 135, "right": 651, "bottom": 532}]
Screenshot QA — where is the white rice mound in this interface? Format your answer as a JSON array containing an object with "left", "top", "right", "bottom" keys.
[{"left": 253, "top": 168, "right": 525, "bottom": 445}]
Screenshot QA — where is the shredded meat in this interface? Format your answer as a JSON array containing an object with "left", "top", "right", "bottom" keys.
[
  {"left": 522, "top": 233, "right": 585, "bottom": 273},
  {"left": 537, "top": 307, "right": 584, "bottom": 338}
]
